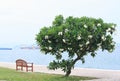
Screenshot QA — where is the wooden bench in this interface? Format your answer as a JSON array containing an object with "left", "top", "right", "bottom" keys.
[{"left": 16, "top": 59, "right": 33, "bottom": 72}]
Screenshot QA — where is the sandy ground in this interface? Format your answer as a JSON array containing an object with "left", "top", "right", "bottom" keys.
[{"left": 0, "top": 62, "right": 120, "bottom": 81}]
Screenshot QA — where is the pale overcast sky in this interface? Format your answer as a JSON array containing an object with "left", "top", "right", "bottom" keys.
[{"left": 0, "top": 0, "right": 120, "bottom": 46}]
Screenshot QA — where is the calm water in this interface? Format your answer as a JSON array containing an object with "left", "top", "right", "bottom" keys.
[{"left": 0, "top": 44, "right": 120, "bottom": 70}]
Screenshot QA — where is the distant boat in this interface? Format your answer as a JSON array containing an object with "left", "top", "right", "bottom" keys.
[{"left": 0, "top": 48, "right": 12, "bottom": 50}]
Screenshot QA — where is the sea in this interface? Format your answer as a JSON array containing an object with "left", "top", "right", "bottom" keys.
[{"left": 0, "top": 44, "right": 120, "bottom": 70}]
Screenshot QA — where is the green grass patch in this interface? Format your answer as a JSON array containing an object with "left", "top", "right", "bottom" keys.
[{"left": 0, "top": 67, "right": 96, "bottom": 81}]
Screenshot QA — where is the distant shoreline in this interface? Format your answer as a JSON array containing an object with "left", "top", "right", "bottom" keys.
[{"left": 0, "top": 48, "right": 12, "bottom": 50}]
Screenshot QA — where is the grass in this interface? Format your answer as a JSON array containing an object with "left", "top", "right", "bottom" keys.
[{"left": 0, "top": 67, "right": 96, "bottom": 81}]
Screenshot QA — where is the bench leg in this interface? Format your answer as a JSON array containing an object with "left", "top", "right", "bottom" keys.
[
  {"left": 16, "top": 65, "right": 18, "bottom": 71},
  {"left": 26, "top": 66, "right": 33, "bottom": 72},
  {"left": 31, "top": 66, "right": 33, "bottom": 72},
  {"left": 21, "top": 66, "right": 23, "bottom": 71},
  {"left": 26, "top": 67, "right": 28, "bottom": 72},
  {"left": 16, "top": 66, "right": 23, "bottom": 71}
]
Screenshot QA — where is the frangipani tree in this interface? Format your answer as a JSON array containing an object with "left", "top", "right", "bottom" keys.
[{"left": 36, "top": 15, "right": 116, "bottom": 76}]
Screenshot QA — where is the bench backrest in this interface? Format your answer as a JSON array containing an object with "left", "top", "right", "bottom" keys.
[{"left": 16, "top": 59, "right": 27, "bottom": 67}]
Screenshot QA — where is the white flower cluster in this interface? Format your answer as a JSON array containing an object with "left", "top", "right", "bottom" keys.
[
  {"left": 106, "top": 28, "right": 112, "bottom": 36},
  {"left": 77, "top": 34, "right": 81, "bottom": 40},
  {"left": 58, "top": 32, "right": 63, "bottom": 35},
  {"left": 68, "top": 48, "right": 72, "bottom": 50},
  {"left": 88, "top": 35, "right": 93, "bottom": 39},
  {"left": 106, "top": 28, "right": 111, "bottom": 32},
  {"left": 62, "top": 39, "right": 66, "bottom": 43},
  {"left": 101, "top": 35, "right": 106, "bottom": 41},
  {"left": 79, "top": 44, "right": 83, "bottom": 50},
  {"left": 77, "top": 36, "right": 81, "bottom": 40},
  {"left": 86, "top": 41, "right": 90, "bottom": 45},
  {"left": 44, "top": 35, "right": 52, "bottom": 43},
  {"left": 109, "top": 49, "right": 113, "bottom": 52},
  {"left": 59, "top": 49, "right": 64, "bottom": 52},
  {"left": 79, "top": 44, "right": 83, "bottom": 47},
  {"left": 97, "top": 43, "right": 101, "bottom": 48},
  {"left": 45, "top": 46, "right": 53, "bottom": 50},
  {"left": 65, "top": 29, "right": 69, "bottom": 33},
  {"left": 111, "top": 42, "right": 115, "bottom": 45},
  {"left": 48, "top": 40, "right": 51, "bottom": 43},
  {"left": 84, "top": 24, "right": 88, "bottom": 28},
  {"left": 45, "top": 35, "right": 49, "bottom": 39},
  {"left": 48, "top": 47, "right": 52, "bottom": 50},
  {"left": 97, "top": 23, "right": 101, "bottom": 27},
  {"left": 80, "top": 48, "right": 83, "bottom": 50},
  {"left": 111, "top": 25, "right": 115, "bottom": 28},
  {"left": 97, "top": 43, "right": 101, "bottom": 46}
]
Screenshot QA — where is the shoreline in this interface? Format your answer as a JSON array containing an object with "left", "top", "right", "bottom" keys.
[
  {"left": 74, "top": 66, "right": 120, "bottom": 72},
  {"left": 1, "top": 61, "right": 120, "bottom": 72},
  {"left": 0, "top": 62, "right": 120, "bottom": 81}
]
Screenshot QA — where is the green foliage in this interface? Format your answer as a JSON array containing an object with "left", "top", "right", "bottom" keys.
[
  {"left": 48, "top": 59, "right": 74, "bottom": 72},
  {"left": 36, "top": 15, "right": 116, "bottom": 76}
]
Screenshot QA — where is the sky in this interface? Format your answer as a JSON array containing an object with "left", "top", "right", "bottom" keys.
[{"left": 0, "top": 0, "right": 120, "bottom": 47}]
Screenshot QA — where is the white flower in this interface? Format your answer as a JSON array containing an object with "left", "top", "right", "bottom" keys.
[
  {"left": 45, "top": 35, "right": 48, "bottom": 39},
  {"left": 48, "top": 47, "right": 52, "bottom": 50},
  {"left": 106, "top": 32, "right": 111, "bottom": 36},
  {"left": 97, "top": 43, "right": 101, "bottom": 48},
  {"left": 77, "top": 36, "right": 81, "bottom": 40},
  {"left": 58, "top": 32, "right": 63, "bottom": 35},
  {"left": 80, "top": 48, "right": 83, "bottom": 50},
  {"left": 79, "top": 44, "right": 83, "bottom": 47},
  {"left": 108, "top": 28, "right": 111, "bottom": 31},
  {"left": 111, "top": 25, "right": 115, "bottom": 28},
  {"left": 88, "top": 35, "right": 93, "bottom": 39},
  {"left": 86, "top": 41, "right": 90, "bottom": 45},
  {"left": 111, "top": 42, "right": 115, "bottom": 45},
  {"left": 68, "top": 48, "right": 72, "bottom": 50},
  {"left": 84, "top": 24, "right": 87, "bottom": 28},
  {"left": 48, "top": 40, "right": 51, "bottom": 43},
  {"left": 97, "top": 43, "right": 101, "bottom": 46},
  {"left": 59, "top": 49, "right": 64, "bottom": 51},
  {"left": 106, "top": 28, "right": 111, "bottom": 32},
  {"left": 97, "top": 23, "right": 101, "bottom": 27},
  {"left": 101, "top": 35, "right": 104, "bottom": 39},
  {"left": 65, "top": 29, "right": 69, "bottom": 33},
  {"left": 101, "top": 35, "right": 106, "bottom": 41},
  {"left": 109, "top": 49, "right": 113, "bottom": 52},
  {"left": 62, "top": 39, "right": 66, "bottom": 43}
]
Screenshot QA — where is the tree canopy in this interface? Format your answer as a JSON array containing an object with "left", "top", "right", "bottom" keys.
[{"left": 36, "top": 15, "right": 116, "bottom": 76}]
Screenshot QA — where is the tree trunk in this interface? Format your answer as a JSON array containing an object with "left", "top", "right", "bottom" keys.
[
  {"left": 65, "top": 68, "right": 71, "bottom": 77},
  {"left": 65, "top": 57, "right": 80, "bottom": 77}
]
